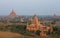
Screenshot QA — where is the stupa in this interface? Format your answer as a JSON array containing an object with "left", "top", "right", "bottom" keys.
[
  {"left": 26, "top": 15, "right": 42, "bottom": 32},
  {"left": 26, "top": 15, "right": 53, "bottom": 36},
  {"left": 10, "top": 9, "right": 16, "bottom": 18}
]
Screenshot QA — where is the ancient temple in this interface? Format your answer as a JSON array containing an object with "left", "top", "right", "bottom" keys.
[
  {"left": 20, "top": 18, "right": 24, "bottom": 22},
  {"left": 10, "top": 9, "right": 17, "bottom": 18},
  {"left": 53, "top": 13, "right": 59, "bottom": 18},
  {"left": 27, "top": 15, "right": 42, "bottom": 31},
  {"left": 26, "top": 15, "right": 53, "bottom": 36},
  {"left": 29, "top": 18, "right": 33, "bottom": 22}
]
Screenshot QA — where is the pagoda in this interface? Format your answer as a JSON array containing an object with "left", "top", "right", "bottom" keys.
[
  {"left": 10, "top": 9, "right": 16, "bottom": 18},
  {"left": 53, "top": 13, "right": 59, "bottom": 18},
  {"left": 26, "top": 15, "right": 53, "bottom": 36},
  {"left": 20, "top": 18, "right": 24, "bottom": 22},
  {"left": 26, "top": 15, "right": 42, "bottom": 32}
]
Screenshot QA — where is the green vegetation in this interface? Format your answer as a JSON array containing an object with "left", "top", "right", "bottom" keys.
[
  {"left": 0, "top": 24, "right": 60, "bottom": 38},
  {"left": 35, "top": 30, "right": 41, "bottom": 35}
]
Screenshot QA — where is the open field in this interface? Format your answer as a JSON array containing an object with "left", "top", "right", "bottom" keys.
[{"left": 0, "top": 31, "right": 24, "bottom": 38}]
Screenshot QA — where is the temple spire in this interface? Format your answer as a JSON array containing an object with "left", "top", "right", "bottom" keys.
[
  {"left": 10, "top": 9, "right": 16, "bottom": 18},
  {"left": 53, "top": 13, "right": 58, "bottom": 18},
  {"left": 33, "top": 15, "right": 39, "bottom": 24}
]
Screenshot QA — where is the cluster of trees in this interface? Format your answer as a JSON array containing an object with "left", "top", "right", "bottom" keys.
[
  {"left": 0, "top": 24, "right": 33, "bottom": 36},
  {"left": 0, "top": 24, "right": 60, "bottom": 38}
]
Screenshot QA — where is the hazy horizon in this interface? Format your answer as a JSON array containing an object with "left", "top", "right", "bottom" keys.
[{"left": 0, "top": 0, "right": 60, "bottom": 15}]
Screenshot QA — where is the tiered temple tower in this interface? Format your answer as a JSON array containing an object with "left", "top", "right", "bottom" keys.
[
  {"left": 20, "top": 18, "right": 24, "bottom": 22},
  {"left": 10, "top": 9, "right": 16, "bottom": 18},
  {"left": 26, "top": 15, "right": 53, "bottom": 36},
  {"left": 53, "top": 13, "right": 59, "bottom": 18},
  {"left": 26, "top": 15, "right": 42, "bottom": 32}
]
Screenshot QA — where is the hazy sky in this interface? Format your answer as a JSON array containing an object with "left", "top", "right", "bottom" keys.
[{"left": 0, "top": 0, "right": 60, "bottom": 15}]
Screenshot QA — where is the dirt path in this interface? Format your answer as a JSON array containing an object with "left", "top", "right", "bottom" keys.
[{"left": 0, "top": 31, "right": 24, "bottom": 38}]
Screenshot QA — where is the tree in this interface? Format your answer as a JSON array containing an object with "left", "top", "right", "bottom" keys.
[
  {"left": 51, "top": 20, "right": 56, "bottom": 25},
  {"left": 35, "top": 30, "right": 41, "bottom": 35},
  {"left": 53, "top": 26, "right": 58, "bottom": 31}
]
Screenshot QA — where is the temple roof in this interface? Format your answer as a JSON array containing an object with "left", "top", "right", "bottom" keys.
[
  {"left": 10, "top": 9, "right": 16, "bottom": 15},
  {"left": 33, "top": 15, "right": 39, "bottom": 24},
  {"left": 10, "top": 9, "right": 16, "bottom": 18}
]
